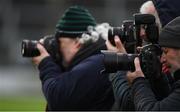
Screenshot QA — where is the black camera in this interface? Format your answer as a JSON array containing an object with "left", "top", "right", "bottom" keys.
[
  {"left": 108, "top": 20, "right": 137, "bottom": 53},
  {"left": 108, "top": 14, "right": 159, "bottom": 53},
  {"left": 102, "top": 44, "right": 162, "bottom": 79},
  {"left": 21, "top": 35, "right": 61, "bottom": 63},
  {"left": 134, "top": 13, "right": 159, "bottom": 44},
  {"left": 108, "top": 20, "right": 136, "bottom": 45},
  {"left": 103, "top": 14, "right": 162, "bottom": 79}
]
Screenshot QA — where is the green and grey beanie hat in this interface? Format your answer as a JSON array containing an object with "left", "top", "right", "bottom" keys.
[{"left": 55, "top": 6, "right": 96, "bottom": 38}]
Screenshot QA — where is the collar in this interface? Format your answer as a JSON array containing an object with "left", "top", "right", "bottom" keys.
[{"left": 66, "top": 38, "right": 106, "bottom": 70}]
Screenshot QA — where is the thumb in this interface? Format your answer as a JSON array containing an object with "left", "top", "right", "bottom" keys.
[
  {"left": 134, "top": 57, "right": 142, "bottom": 72},
  {"left": 36, "top": 43, "right": 48, "bottom": 54},
  {"left": 114, "top": 36, "right": 126, "bottom": 53},
  {"left": 115, "top": 36, "right": 123, "bottom": 48}
]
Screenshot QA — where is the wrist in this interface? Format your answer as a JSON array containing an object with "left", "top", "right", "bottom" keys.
[{"left": 38, "top": 56, "right": 52, "bottom": 69}]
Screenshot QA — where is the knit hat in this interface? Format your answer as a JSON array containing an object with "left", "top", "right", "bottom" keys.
[
  {"left": 55, "top": 6, "right": 96, "bottom": 38},
  {"left": 159, "top": 16, "right": 180, "bottom": 48}
]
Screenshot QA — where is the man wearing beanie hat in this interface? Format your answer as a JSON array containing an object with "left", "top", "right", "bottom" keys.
[
  {"left": 124, "top": 16, "right": 180, "bottom": 110},
  {"left": 32, "top": 6, "right": 114, "bottom": 110},
  {"left": 105, "top": 2, "right": 171, "bottom": 110}
]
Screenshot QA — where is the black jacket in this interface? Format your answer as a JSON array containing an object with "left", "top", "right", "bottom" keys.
[
  {"left": 110, "top": 71, "right": 171, "bottom": 110},
  {"left": 38, "top": 38, "right": 114, "bottom": 110},
  {"left": 109, "top": 71, "right": 134, "bottom": 110},
  {"left": 131, "top": 69, "right": 180, "bottom": 110},
  {"left": 153, "top": 0, "right": 180, "bottom": 27}
]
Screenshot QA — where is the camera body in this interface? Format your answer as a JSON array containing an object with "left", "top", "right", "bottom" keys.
[
  {"left": 108, "top": 13, "right": 159, "bottom": 53},
  {"left": 108, "top": 20, "right": 136, "bottom": 45},
  {"left": 103, "top": 14, "right": 162, "bottom": 79},
  {"left": 108, "top": 20, "right": 137, "bottom": 53},
  {"left": 139, "top": 44, "right": 162, "bottom": 79},
  {"left": 134, "top": 13, "right": 159, "bottom": 44},
  {"left": 21, "top": 35, "right": 61, "bottom": 63},
  {"left": 102, "top": 44, "right": 161, "bottom": 79}
]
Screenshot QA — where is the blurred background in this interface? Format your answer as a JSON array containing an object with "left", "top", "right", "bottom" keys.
[{"left": 0, "top": 0, "right": 146, "bottom": 111}]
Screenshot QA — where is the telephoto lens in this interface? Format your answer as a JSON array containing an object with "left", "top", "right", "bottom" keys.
[
  {"left": 21, "top": 40, "right": 40, "bottom": 57},
  {"left": 101, "top": 50, "right": 138, "bottom": 73}
]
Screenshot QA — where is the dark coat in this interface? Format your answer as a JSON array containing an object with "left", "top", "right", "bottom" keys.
[
  {"left": 153, "top": 0, "right": 180, "bottom": 27},
  {"left": 131, "top": 69, "right": 180, "bottom": 111},
  {"left": 110, "top": 71, "right": 171, "bottom": 110},
  {"left": 38, "top": 39, "right": 114, "bottom": 110},
  {"left": 109, "top": 71, "right": 134, "bottom": 110}
]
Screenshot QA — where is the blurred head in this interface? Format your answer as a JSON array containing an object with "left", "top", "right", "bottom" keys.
[
  {"left": 58, "top": 37, "right": 81, "bottom": 65},
  {"left": 140, "top": 1, "right": 162, "bottom": 40},
  {"left": 55, "top": 6, "right": 96, "bottom": 65},
  {"left": 159, "top": 16, "right": 180, "bottom": 73}
]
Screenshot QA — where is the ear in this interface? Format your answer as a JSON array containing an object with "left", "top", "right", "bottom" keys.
[
  {"left": 74, "top": 39, "right": 81, "bottom": 49},
  {"left": 72, "top": 40, "right": 81, "bottom": 55}
]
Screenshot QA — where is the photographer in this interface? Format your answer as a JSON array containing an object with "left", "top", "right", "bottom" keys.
[
  {"left": 107, "top": 36, "right": 170, "bottom": 110},
  {"left": 152, "top": 0, "right": 180, "bottom": 86},
  {"left": 106, "top": 3, "right": 170, "bottom": 111},
  {"left": 127, "top": 16, "right": 180, "bottom": 110},
  {"left": 32, "top": 6, "right": 114, "bottom": 110},
  {"left": 139, "top": 0, "right": 171, "bottom": 100},
  {"left": 140, "top": 0, "right": 162, "bottom": 41}
]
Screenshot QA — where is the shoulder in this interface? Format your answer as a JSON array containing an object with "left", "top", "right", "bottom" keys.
[
  {"left": 72, "top": 54, "right": 104, "bottom": 72},
  {"left": 81, "top": 54, "right": 104, "bottom": 65}
]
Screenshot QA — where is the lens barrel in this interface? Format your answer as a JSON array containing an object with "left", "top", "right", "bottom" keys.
[
  {"left": 21, "top": 40, "right": 40, "bottom": 57},
  {"left": 101, "top": 50, "right": 138, "bottom": 73}
]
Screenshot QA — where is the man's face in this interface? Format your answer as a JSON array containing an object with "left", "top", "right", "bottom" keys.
[
  {"left": 58, "top": 37, "right": 80, "bottom": 65},
  {"left": 161, "top": 47, "right": 180, "bottom": 73},
  {"left": 140, "top": 25, "right": 147, "bottom": 40},
  {"left": 139, "top": 25, "right": 151, "bottom": 46}
]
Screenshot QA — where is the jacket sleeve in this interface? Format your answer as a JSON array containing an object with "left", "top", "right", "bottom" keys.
[
  {"left": 148, "top": 73, "right": 171, "bottom": 100},
  {"left": 38, "top": 55, "right": 108, "bottom": 109},
  {"left": 131, "top": 77, "right": 180, "bottom": 111},
  {"left": 109, "top": 71, "right": 170, "bottom": 110},
  {"left": 109, "top": 71, "right": 135, "bottom": 110}
]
